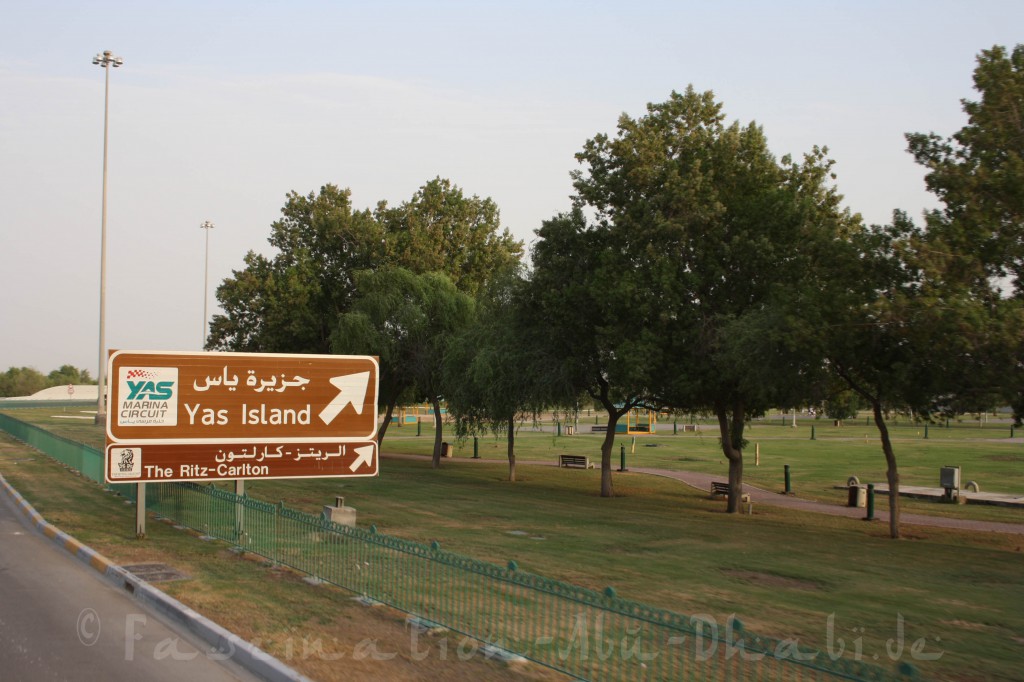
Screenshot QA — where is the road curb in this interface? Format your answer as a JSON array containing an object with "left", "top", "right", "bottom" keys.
[{"left": 0, "top": 473, "right": 312, "bottom": 682}]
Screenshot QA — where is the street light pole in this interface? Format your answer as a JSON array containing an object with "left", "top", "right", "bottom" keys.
[
  {"left": 200, "top": 220, "right": 215, "bottom": 348},
  {"left": 93, "top": 50, "right": 123, "bottom": 424}
]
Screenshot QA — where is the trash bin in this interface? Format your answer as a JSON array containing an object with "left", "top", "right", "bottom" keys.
[
  {"left": 847, "top": 485, "right": 866, "bottom": 508},
  {"left": 441, "top": 442, "right": 452, "bottom": 458}
]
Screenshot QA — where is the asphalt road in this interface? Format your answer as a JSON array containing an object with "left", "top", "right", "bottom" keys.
[{"left": 0, "top": 489, "right": 262, "bottom": 682}]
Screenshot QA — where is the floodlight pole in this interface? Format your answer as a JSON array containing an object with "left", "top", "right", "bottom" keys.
[
  {"left": 200, "top": 220, "right": 215, "bottom": 348},
  {"left": 93, "top": 50, "right": 123, "bottom": 424}
]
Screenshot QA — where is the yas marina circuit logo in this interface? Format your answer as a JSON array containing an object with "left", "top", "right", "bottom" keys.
[{"left": 117, "top": 367, "right": 178, "bottom": 427}]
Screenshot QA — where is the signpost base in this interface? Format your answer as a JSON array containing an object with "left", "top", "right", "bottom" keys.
[{"left": 136, "top": 482, "right": 146, "bottom": 538}]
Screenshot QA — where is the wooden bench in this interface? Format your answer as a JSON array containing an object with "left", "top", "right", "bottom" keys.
[
  {"left": 710, "top": 481, "right": 730, "bottom": 497},
  {"left": 591, "top": 425, "right": 608, "bottom": 433},
  {"left": 710, "top": 481, "right": 751, "bottom": 504},
  {"left": 559, "top": 454, "right": 595, "bottom": 469}
]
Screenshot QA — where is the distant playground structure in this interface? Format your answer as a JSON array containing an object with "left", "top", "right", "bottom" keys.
[{"left": 389, "top": 403, "right": 447, "bottom": 426}]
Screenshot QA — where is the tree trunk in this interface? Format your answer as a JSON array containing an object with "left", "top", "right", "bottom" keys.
[
  {"left": 716, "top": 400, "right": 745, "bottom": 514},
  {"left": 599, "top": 425, "right": 616, "bottom": 497},
  {"left": 430, "top": 395, "right": 444, "bottom": 469},
  {"left": 834, "top": 363, "right": 902, "bottom": 540},
  {"left": 376, "top": 399, "right": 396, "bottom": 445},
  {"left": 506, "top": 415, "right": 516, "bottom": 482},
  {"left": 871, "top": 399, "right": 901, "bottom": 539}
]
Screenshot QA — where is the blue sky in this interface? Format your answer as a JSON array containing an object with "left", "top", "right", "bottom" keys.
[{"left": 2, "top": 1, "right": 1022, "bottom": 379}]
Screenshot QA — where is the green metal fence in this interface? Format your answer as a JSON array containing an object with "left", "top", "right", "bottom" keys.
[
  {"left": 0, "top": 411, "right": 110, "bottom": 490},
  {"left": 0, "top": 411, "right": 919, "bottom": 682}
]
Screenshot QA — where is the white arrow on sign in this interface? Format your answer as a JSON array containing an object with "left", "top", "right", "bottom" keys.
[
  {"left": 318, "top": 371, "right": 371, "bottom": 425},
  {"left": 350, "top": 445, "right": 375, "bottom": 472}
]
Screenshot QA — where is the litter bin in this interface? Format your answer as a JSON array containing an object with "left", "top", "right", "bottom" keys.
[
  {"left": 847, "top": 485, "right": 866, "bottom": 508},
  {"left": 441, "top": 442, "right": 452, "bottom": 458}
]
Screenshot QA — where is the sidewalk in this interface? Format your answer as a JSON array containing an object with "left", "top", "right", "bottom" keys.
[
  {"left": 629, "top": 467, "right": 1024, "bottom": 535},
  {"left": 383, "top": 453, "right": 1024, "bottom": 536}
]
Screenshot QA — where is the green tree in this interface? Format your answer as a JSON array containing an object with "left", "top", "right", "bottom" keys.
[
  {"left": 824, "top": 46, "right": 1024, "bottom": 537},
  {"left": 377, "top": 177, "right": 524, "bottom": 297},
  {"left": 444, "top": 269, "right": 562, "bottom": 482},
  {"left": 821, "top": 213, "right": 1015, "bottom": 539},
  {"left": 906, "top": 44, "right": 1024, "bottom": 294},
  {"left": 331, "top": 267, "right": 475, "bottom": 464},
  {"left": 567, "top": 87, "right": 856, "bottom": 511},
  {"left": 526, "top": 208, "right": 659, "bottom": 497},
  {"left": 209, "top": 180, "right": 522, "bottom": 358},
  {"left": 47, "top": 365, "right": 95, "bottom": 386},
  {"left": 824, "top": 388, "right": 861, "bottom": 423},
  {"left": 0, "top": 367, "right": 48, "bottom": 397},
  {"left": 906, "top": 44, "right": 1024, "bottom": 424},
  {"left": 208, "top": 185, "right": 385, "bottom": 353}
]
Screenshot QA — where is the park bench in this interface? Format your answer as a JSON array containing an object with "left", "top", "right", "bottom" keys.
[
  {"left": 559, "top": 454, "right": 595, "bottom": 469},
  {"left": 591, "top": 425, "right": 608, "bottom": 433},
  {"left": 710, "top": 481, "right": 752, "bottom": 504},
  {"left": 710, "top": 481, "right": 730, "bottom": 497}
]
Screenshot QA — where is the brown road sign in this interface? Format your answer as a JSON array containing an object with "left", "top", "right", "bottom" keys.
[
  {"left": 106, "top": 350, "right": 378, "bottom": 443},
  {"left": 105, "top": 441, "right": 378, "bottom": 483}
]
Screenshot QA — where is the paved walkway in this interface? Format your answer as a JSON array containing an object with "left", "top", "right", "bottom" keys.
[
  {"left": 383, "top": 453, "right": 1024, "bottom": 536},
  {"left": 628, "top": 467, "right": 1024, "bottom": 535}
]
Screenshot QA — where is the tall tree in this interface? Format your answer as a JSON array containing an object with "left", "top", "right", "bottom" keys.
[
  {"left": 821, "top": 213, "right": 1017, "bottom": 539},
  {"left": 208, "top": 185, "right": 386, "bottom": 353},
  {"left": 332, "top": 267, "right": 474, "bottom": 462},
  {"left": 906, "top": 44, "right": 1024, "bottom": 295},
  {"left": 526, "top": 208, "right": 658, "bottom": 497},
  {"left": 906, "top": 44, "right": 1024, "bottom": 425},
  {"left": 444, "top": 269, "right": 563, "bottom": 482},
  {"left": 567, "top": 87, "right": 857, "bottom": 511}
]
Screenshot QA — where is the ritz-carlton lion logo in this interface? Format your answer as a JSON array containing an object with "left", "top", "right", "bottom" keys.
[
  {"left": 117, "top": 366, "right": 178, "bottom": 427},
  {"left": 109, "top": 446, "right": 142, "bottom": 479}
]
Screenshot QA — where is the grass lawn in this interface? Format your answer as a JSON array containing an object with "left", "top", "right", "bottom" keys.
[{"left": 2, "top": 406, "right": 1023, "bottom": 681}]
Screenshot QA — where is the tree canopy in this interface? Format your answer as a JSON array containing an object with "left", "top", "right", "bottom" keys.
[
  {"left": 549, "top": 87, "right": 859, "bottom": 507},
  {"left": 906, "top": 44, "right": 1024, "bottom": 295},
  {"left": 208, "top": 185, "right": 384, "bottom": 354},
  {"left": 331, "top": 267, "right": 475, "bottom": 463},
  {"left": 444, "top": 268, "right": 564, "bottom": 482},
  {"left": 208, "top": 180, "right": 523, "bottom": 355},
  {"left": 0, "top": 365, "right": 95, "bottom": 397}
]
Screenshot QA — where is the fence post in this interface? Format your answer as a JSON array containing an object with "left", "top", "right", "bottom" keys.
[
  {"left": 865, "top": 484, "right": 875, "bottom": 521},
  {"left": 784, "top": 465, "right": 792, "bottom": 494},
  {"left": 274, "top": 501, "right": 283, "bottom": 565},
  {"left": 619, "top": 445, "right": 627, "bottom": 472},
  {"left": 235, "top": 479, "right": 246, "bottom": 541},
  {"left": 473, "top": 437, "right": 479, "bottom": 459}
]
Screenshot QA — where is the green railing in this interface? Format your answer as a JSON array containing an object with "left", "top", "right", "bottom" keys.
[
  {"left": 0, "top": 411, "right": 110, "bottom": 489},
  {"left": 0, "top": 412, "right": 919, "bottom": 682}
]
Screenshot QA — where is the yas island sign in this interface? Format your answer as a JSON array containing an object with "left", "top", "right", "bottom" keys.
[{"left": 104, "top": 350, "right": 379, "bottom": 483}]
